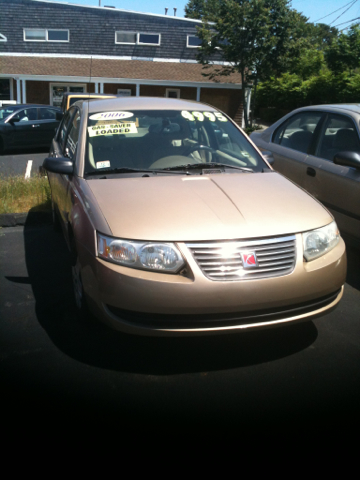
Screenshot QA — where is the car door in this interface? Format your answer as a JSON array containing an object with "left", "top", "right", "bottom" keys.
[
  {"left": 56, "top": 108, "right": 81, "bottom": 229},
  {"left": 303, "top": 112, "right": 360, "bottom": 240},
  {"left": 269, "top": 111, "right": 324, "bottom": 187},
  {"left": 37, "top": 107, "right": 62, "bottom": 146},
  {"left": 6, "top": 107, "right": 39, "bottom": 149},
  {"left": 50, "top": 108, "right": 77, "bottom": 223}
]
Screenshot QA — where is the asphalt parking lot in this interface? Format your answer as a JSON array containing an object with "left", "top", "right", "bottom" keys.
[
  {"left": 0, "top": 150, "right": 47, "bottom": 176},
  {"left": 1, "top": 218, "right": 359, "bottom": 435}
]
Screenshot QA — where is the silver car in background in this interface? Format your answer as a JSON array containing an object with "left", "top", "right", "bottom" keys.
[{"left": 250, "top": 104, "right": 360, "bottom": 246}]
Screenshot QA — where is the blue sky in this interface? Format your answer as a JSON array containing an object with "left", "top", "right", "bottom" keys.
[{"left": 41, "top": 0, "right": 360, "bottom": 30}]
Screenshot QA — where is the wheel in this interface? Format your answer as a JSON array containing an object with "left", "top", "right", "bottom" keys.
[
  {"left": 183, "top": 144, "right": 217, "bottom": 163},
  {"left": 183, "top": 144, "right": 216, "bottom": 156},
  {"left": 72, "top": 256, "right": 83, "bottom": 310},
  {"left": 71, "top": 255, "right": 89, "bottom": 321},
  {"left": 51, "top": 197, "right": 61, "bottom": 232}
]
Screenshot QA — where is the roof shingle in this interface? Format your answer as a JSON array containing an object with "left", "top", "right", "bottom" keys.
[{"left": 0, "top": 56, "right": 242, "bottom": 84}]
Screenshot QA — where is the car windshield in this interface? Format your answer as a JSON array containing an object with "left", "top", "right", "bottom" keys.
[
  {"left": 85, "top": 109, "right": 266, "bottom": 174},
  {"left": 0, "top": 106, "right": 21, "bottom": 122}
]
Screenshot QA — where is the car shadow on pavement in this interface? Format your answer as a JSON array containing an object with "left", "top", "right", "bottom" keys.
[
  {"left": 344, "top": 243, "right": 360, "bottom": 291},
  {"left": 0, "top": 146, "right": 49, "bottom": 156},
  {"left": 22, "top": 212, "right": 318, "bottom": 375}
]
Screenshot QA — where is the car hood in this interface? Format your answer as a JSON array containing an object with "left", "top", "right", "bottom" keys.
[{"left": 87, "top": 172, "right": 333, "bottom": 241}]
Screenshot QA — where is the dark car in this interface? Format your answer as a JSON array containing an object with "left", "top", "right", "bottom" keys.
[{"left": 0, "top": 104, "right": 63, "bottom": 154}]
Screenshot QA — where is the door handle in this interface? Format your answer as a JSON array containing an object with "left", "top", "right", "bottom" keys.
[
  {"left": 32, "top": 124, "right": 40, "bottom": 128},
  {"left": 306, "top": 167, "right": 316, "bottom": 177}
]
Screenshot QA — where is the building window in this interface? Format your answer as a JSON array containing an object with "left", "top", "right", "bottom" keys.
[
  {"left": 48, "top": 30, "right": 69, "bottom": 41},
  {"left": 115, "top": 31, "right": 136, "bottom": 44},
  {"left": 138, "top": 33, "right": 161, "bottom": 45},
  {"left": 166, "top": 88, "right": 180, "bottom": 99},
  {"left": 115, "top": 31, "right": 161, "bottom": 46},
  {"left": 0, "top": 79, "right": 11, "bottom": 100},
  {"left": 216, "top": 38, "right": 230, "bottom": 48},
  {"left": 24, "top": 29, "right": 69, "bottom": 42},
  {"left": 0, "top": 33, "right": 7, "bottom": 42},
  {"left": 187, "top": 35, "right": 202, "bottom": 48},
  {"left": 50, "top": 84, "right": 86, "bottom": 107},
  {"left": 117, "top": 89, "right": 132, "bottom": 97},
  {"left": 24, "top": 29, "right": 46, "bottom": 41}
]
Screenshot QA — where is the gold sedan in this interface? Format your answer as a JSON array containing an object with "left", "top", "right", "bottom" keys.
[{"left": 43, "top": 97, "right": 346, "bottom": 335}]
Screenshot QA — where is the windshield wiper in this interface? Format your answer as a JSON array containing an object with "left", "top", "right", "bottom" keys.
[
  {"left": 163, "top": 163, "right": 254, "bottom": 173},
  {"left": 85, "top": 167, "right": 188, "bottom": 176}
]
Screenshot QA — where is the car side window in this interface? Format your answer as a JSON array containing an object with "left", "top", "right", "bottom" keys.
[
  {"left": 16, "top": 108, "right": 38, "bottom": 122},
  {"left": 39, "top": 107, "right": 57, "bottom": 120},
  {"left": 316, "top": 114, "right": 360, "bottom": 161},
  {"left": 58, "top": 109, "right": 74, "bottom": 151},
  {"left": 273, "top": 112, "right": 322, "bottom": 153},
  {"left": 64, "top": 110, "right": 80, "bottom": 161}
]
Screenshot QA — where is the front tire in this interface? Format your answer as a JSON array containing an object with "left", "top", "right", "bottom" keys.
[
  {"left": 71, "top": 255, "right": 89, "bottom": 321},
  {"left": 51, "top": 197, "right": 61, "bottom": 232}
]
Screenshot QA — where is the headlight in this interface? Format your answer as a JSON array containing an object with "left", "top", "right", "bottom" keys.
[
  {"left": 302, "top": 221, "right": 340, "bottom": 261},
  {"left": 97, "top": 233, "right": 185, "bottom": 273}
]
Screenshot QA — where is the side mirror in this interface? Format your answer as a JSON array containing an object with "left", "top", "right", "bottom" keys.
[
  {"left": 261, "top": 150, "right": 274, "bottom": 165},
  {"left": 333, "top": 151, "right": 360, "bottom": 170},
  {"left": 43, "top": 157, "right": 74, "bottom": 175},
  {"left": 9, "top": 115, "right": 20, "bottom": 124}
]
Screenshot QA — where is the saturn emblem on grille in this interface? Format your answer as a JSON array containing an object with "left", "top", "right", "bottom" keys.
[{"left": 241, "top": 252, "right": 259, "bottom": 269}]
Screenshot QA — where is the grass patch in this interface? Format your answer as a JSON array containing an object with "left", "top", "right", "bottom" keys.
[
  {"left": 244, "top": 124, "right": 263, "bottom": 135},
  {"left": 0, "top": 174, "right": 51, "bottom": 214}
]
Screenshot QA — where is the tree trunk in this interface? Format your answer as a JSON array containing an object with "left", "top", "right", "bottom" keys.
[
  {"left": 251, "top": 78, "right": 258, "bottom": 127},
  {"left": 240, "top": 68, "right": 249, "bottom": 129}
]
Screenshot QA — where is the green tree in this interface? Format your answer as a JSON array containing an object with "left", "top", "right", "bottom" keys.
[
  {"left": 185, "top": 0, "right": 219, "bottom": 19},
  {"left": 186, "top": 0, "right": 297, "bottom": 127},
  {"left": 312, "top": 23, "right": 339, "bottom": 48},
  {"left": 280, "top": 15, "right": 333, "bottom": 79},
  {"left": 325, "top": 25, "right": 360, "bottom": 73}
]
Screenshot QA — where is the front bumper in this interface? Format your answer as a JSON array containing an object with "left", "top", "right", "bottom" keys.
[{"left": 80, "top": 234, "right": 346, "bottom": 335}]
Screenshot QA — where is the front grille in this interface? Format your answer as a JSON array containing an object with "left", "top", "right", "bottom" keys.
[{"left": 185, "top": 235, "right": 296, "bottom": 281}]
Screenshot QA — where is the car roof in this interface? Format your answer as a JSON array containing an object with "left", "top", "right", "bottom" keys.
[
  {"left": 300, "top": 104, "right": 360, "bottom": 115},
  {"left": 0, "top": 103, "right": 61, "bottom": 109},
  {"left": 85, "top": 96, "right": 216, "bottom": 113},
  {"left": 63, "top": 92, "right": 116, "bottom": 99}
]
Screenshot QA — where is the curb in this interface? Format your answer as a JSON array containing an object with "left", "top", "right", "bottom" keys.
[{"left": 0, "top": 211, "right": 52, "bottom": 227}]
